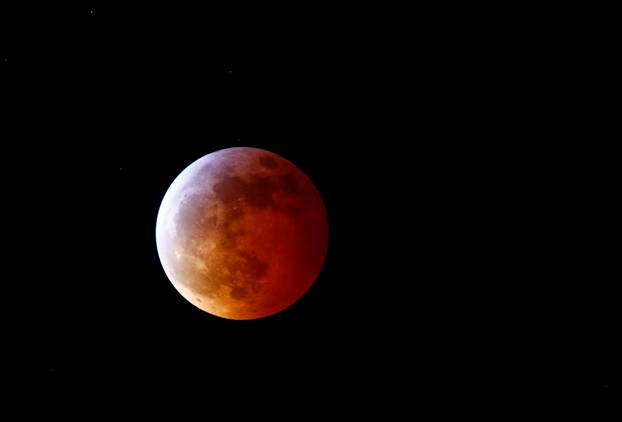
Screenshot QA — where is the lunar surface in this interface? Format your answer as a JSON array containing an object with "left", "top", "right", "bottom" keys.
[{"left": 156, "top": 147, "right": 328, "bottom": 320}]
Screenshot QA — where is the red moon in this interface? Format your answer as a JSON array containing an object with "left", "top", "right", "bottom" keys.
[{"left": 156, "top": 147, "right": 328, "bottom": 320}]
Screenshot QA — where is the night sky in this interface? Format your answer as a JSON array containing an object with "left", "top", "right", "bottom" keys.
[{"left": 2, "top": 4, "right": 614, "bottom": 406}]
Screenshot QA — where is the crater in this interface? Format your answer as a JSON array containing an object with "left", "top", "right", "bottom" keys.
[
  {"left": 283, "top": 203, "right": 303, "bottom": 217},
  {"left": 213, "top": 175, "right": 247, "bottom": 204},
  {"left": 277, "top": 173, "right": 301, "bottom": 195},
  {"left": 245, "top": 174, "right": 275, "bottom": 208},
  {"left": 230, "top": 287, "right": 248, "bottom": 300},
  {"left": 236, "top": 250, "right": 268, "bottom": 280},
  {"left": 259, "top": 155, "right": 279, "bottom": 169},
  {"left": 212, "top": 172, "right": 279, "bottom": 209}
]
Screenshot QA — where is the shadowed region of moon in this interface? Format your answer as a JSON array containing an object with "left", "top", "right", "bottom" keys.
[{"left": 156, "top": 147, "right": 329, "bottom": 320}]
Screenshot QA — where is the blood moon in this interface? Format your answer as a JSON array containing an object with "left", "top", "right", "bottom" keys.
[{"left": 156, "top": 147, "right": 328, "bottom": 320}]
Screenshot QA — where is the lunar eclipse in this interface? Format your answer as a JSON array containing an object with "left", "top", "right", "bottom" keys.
[{"left": 156, "top": 147, "right": 328, "bottom": 320}]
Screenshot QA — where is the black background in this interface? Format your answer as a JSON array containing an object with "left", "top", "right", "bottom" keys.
[{"left": 2, "top": 3, "right": 615, "bottom": 406}]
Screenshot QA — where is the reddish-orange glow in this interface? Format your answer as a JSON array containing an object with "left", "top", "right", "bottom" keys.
[{"left": 156, "top": 147, "right": 328, "bottom": 319}]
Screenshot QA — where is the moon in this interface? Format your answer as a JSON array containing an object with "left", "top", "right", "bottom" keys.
[{"left": 156, "top": 147, "right": 328, "bottom": 320}]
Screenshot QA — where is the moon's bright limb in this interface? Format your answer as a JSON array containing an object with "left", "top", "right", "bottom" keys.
[{"left": 156, "top": 147, "right": 328, "bottom": 320}]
